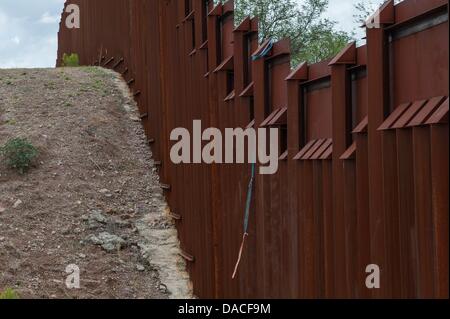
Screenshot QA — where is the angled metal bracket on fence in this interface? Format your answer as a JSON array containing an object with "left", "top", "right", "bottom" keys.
[
  {"left": 169, "top": 212, "right": 182, "bottom": 221},
  {"left": 378, "top": 97, "right": 449, "bottom": 130},
  {"left": 352, "top": 116, "right": 369, "bottom": 134},
  {"left": 340, "top": 142, "right": 357, "bottom": 160},
  {"left": 240, "top": 82, "right": 254, "bottom": 97},
  {"left": 161, "top": 183, "right": 171, "bottom": 191},
  {"left": 113, "top": 57, "right": 124, "bottom": 69},
  {"left": 103, "top": 57, "right": 114, "bottom": 66},
  {"left": 154, "top": 161, "right": 162, "bottom": 167},
  {"left": 179, "top": 250, "right": 195, "bottom": 262}
]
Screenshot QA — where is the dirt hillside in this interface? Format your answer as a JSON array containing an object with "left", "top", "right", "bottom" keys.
[{"left": 0, "top": 68, "right": 191, "bottom": 299}]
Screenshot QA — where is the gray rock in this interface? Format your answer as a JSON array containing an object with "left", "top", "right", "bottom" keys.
[
  {"left": 86, "top": 232, "right": 126, "bottom": 252},
  {"left": 89, "top": 210, "right": 108, "bottom": 224},
  {"left": 86, "top": 210, "right": 109, "bottom": 229},
  {"left": 13, "top": 199, "right": 23, "bottom": 208},
  {"left": 136, "top": 264, "right": 145, "bottom": 272}
]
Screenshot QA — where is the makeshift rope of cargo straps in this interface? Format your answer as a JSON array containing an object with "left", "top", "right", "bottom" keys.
[
  {"left": 232, "top": 39, "right": 274, "bottom": 280},
  {"left": 251, "top": 39, "right": 274, "bottom": 61},
  {"left": 232, "top": 163, "right": 256, "bottom": 279}
]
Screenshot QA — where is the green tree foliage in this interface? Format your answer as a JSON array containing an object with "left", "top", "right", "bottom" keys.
[
  {"left": 232, "top": 0, "right": 353, "bottom": 65},
  {"left": 353, "top": 0, "right": 384, "bottom": 25}
]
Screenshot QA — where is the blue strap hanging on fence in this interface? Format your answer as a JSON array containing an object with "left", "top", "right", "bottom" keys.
[
  {"left": 243, "top": 163, "right": 256, "bottom": 234},
  {"left": 232, "top": 163, "right": 256, "bottom": 280},
  {"left": 232, "top": 39, "right": 272, "bottom": 280},
  {"left": 252, "top": 39, "right": 274, "bottom": 61}
]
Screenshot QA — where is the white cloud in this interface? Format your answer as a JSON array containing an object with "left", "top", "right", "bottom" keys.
[
  {"left": 298, "top": 0, "right": 387, "bottom": 42},
  {"left": 39, "top": 11, "right": 60, "bottom": 24},
  {"left": 11, "top": 35, "right": 20, "bottom": 44},
  {"left": 0, "top": 0, "right": 65, "bottom": 68}
]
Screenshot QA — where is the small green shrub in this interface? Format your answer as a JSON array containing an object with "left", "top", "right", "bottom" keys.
[
  {"left": 0, "top": 288, "right": 20, "bottom": 299},
  {"left": 62, "top": 53, "right": 80, "bottom": 67},
  {"left": 0, "top": 138, "right": 38, "bottom": 174}
]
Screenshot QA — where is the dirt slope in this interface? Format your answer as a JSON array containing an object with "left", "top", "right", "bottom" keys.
[{"left": 0, "top": 68, "right": 191, "bottom": 299}]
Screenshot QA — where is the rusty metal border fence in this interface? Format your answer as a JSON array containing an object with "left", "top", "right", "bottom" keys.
[{"left": 57, "top": 0, "right": 449, "bottom": 298}]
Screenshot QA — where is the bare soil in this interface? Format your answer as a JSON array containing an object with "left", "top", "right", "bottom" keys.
[{"left": 0, "top": 68, "right": 191, "bottom": 299}]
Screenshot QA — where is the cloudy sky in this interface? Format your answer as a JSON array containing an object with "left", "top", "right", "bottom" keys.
[{"left": 0, "top": 0, "right": 376, "bottom": 69}]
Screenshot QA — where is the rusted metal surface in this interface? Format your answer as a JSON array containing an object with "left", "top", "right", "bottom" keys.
[{"left": 57, "top": 0, "right": 449, "bottom": 298}]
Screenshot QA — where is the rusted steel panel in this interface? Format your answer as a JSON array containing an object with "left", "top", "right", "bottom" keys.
[
  {"left": 321, "top": 161, "right": 335, "bottom": 298},
  {"left": 366, "top": 21, "right": 391, "bottom": 298},
  {"left": 343, "top": 158, "right": 357, "bottom": 298},
  {"left": 312, "top": 161, "right": 325, "bottom": 298},
  {"left": 354, "top": 130, "right": 371, "bottom": 298},
  {"left": 430, "top": 124, "right": 449, "bottom": 298},
  {"left": 388, "top": 6, "right": 448, "bottom": 109},
  {"left": 381, "top": 129, "right": 402, "bottom": 298},
  {"left": 330, "top": 63, "right": 350, "bottom": 298},
  {"left": 57, "top": 0, "right": 448, "bottom": 298},
  {"left": 396, "top": 128, "right": 419, "bottom": 297},
  {"left": 299, "top": 159, "right": 315, "bottom": 297},
  {"left": 412, "top": 127, "right": 435, "bottom": 297},
  {"left": 394, "top": 0, "right": 448, "bottom": 24}
]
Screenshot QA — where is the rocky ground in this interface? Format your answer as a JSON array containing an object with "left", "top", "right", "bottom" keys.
[{"left": 0, "top": 68, "right": 191, "bottom": 299}]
